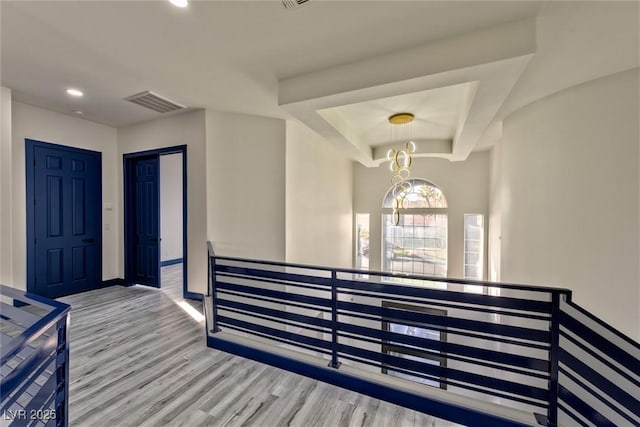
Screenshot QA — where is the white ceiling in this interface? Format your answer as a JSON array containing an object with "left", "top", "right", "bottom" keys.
[
  {"left": 319, "top": 83, "right": 471, "bottom": 147},
  {"left": 1, "top": 1, "right": 638, "bottom": 164}
]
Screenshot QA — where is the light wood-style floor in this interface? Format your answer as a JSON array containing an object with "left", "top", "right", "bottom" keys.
[{"left": 58, "top": 264, "right": 461, "bottom": 427}]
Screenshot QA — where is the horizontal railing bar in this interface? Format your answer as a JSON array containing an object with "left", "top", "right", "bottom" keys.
[
  {"left": 218, "top": 316, "right": 332, "bottom": 351},
  {"left": 1, "top": 333, "right": 57, "bottom": 394},
  {"left": 219, "top": 264, "right": 553, "bottom": 317},
  {"left": 0, "top": 304, "right": 70, "bottom": 366},
  {"left": 339, "top": 331, "right": 549, "bottom": 380},
  {"left": 558, "top": 402, "right": 590, "bottom": 427},
  {"left": 21, "top": 369, "right": 57, "bottom": 419},
  {"left": 560, "top": 329, "right": 639, "bottom": 389},
  {"left": 560, "top": 309, "right": 639, "bottom": 376},
  {"left": 337, "top": 342, "right": 549, "bottom": 401},
  {"left": 343, "top": 353, "right": 444, "bottom": 385},
  {"left": 219, "top": 300, "right": 330, "bottom": 333},
  {"left": 565, "top": 301, "right": 640, "bottom": 351},
  {"left": 337, "top": 309, "right": 550, "bottom": 350},
  {"left": 217, "top": 281, "right": 332, "bottom": 309},
  {"left": 0, "top": 343, "right": 58, "bottom": 411},
  {"left": 218, "top": 324, "right": 332, "bottom": 356},
  {"left": 0, "top": 331, "right": 14, "bottom": 348},
  {"left": 217, "top": 295, "right": 549, "bottom": 373},
  {"left": 337, "top": 301, "right": 550, "bottom": 343},
  {"left": 216, "top": 264, "right": 332, "bottom": 287},
  {"left": 217, "top": 271, "right": 331, "bottom": 294},
  {"left": 336, "top": 321, "right": 549, "bottom": 372},
  {"left": 218, "top": 289, "right": 331, "bottom": 315},
  {"left": 221, "top": 307, "right": 329, "bottom": 336},
  {"left": 339, "top": 352, "right": 447, "bottom": 387},
  {"left": 336, "top": 279, "right": 551, "bottom": 314},
  {"left": 214, "top": 255, "right": 573, "bottom": 295},
  {"left": 338, "top": 289, "right": 552, "bottom": 321},
  {"left": 558, "top": 348, "right": 639, "bottom": 416},
  {"left": 0, "top": 286, "right": 65, "bottom": 311},
  {"left": 338, "top": 352, "right": 547, "bottom": 409},
  {"left": 559, "top": 385, "right": 616, "bottom": 427},
  {"left": 0, "top": 304, "right": 42, "bottom": 329},
  {"left": 559, "top": 366, "right": 638, "bottom": 426}
]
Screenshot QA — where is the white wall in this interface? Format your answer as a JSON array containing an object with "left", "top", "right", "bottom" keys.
[
  {"left": 0, "top": 87, "right": 13, "bottom": 286},
  {"left": 285, "top": 120, "right": 353, "bottom": 268},
  {"left": 206, "top": 110, "right": 285, "bottom": 261},
  {"left": 118, "top": 110, "right": 207, "bottom": 294},
  {"left": 160, "top": 153, "right": 183, "bottom": 263},
  {"left": 9, "top": 102, "right": 119, "bottom": 290},
  {"left": 491, "top": 68, "right": 639, "bottom": 340},
  {"left": 488, "top": 142, "right": 502, "bottom": 283},
  {"left": 354, "top": 152, "right": 490, "bottom": 278}
]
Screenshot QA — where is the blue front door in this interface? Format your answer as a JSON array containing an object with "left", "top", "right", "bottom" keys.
[
  {"left": 133, "top": 157, "right": 160, "bottom": 287},
  {"left": 27, "top": 140, "right": 102, "bottom": 298}
]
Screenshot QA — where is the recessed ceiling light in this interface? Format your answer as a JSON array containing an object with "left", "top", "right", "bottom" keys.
[
  {"left": 169, "top": 0, "right": 188, "bottom": 8},
  {"left": 66, "top": 88, "right": 83, "bottom": 97},
  {"left": 73, "top": 110, "right": 84, "bottom": 115}
]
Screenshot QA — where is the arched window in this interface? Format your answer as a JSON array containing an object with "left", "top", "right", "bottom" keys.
[{"left": 382, "top": 179, "right": 448, "bottom": 277}]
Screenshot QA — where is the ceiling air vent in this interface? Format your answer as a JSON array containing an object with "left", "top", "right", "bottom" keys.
[
  {"left": 124, "top": 91, "right": 185, "bottom": 114},
  {"left": 282, "top": 0, "right": 310, "bottom": 9}
]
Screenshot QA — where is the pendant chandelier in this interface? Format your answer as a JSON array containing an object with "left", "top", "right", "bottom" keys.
[{"left": 386, "top": 112, "right": 416, "bottom": 226}]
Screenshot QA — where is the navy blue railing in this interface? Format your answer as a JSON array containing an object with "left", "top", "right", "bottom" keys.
[
  {"left": 205, "top": 243, "right": 639, "bottom": 427},
  {"left": 557, "top": 300, "right": 639, "bottom": 426},
  {"left": 1, "top": 285, "right": 71, "bottom": 427}
]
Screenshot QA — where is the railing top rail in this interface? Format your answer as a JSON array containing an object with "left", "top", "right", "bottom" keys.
[
  {"left": 212, "top": 254, "right": 572, "bottom": 296},
  {"left": 0, "top": 284, "right": 71, "bottom": 365}
]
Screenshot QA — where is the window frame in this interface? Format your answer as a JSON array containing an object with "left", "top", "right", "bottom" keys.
[
  {"left": 463, "top": 214, "right": 485, "bottom": 293},
  {"left": 381, "top": 178, "right": 448, "bottom": 277},
  {"left": 381, "top": 300, "right": 448, "bottom": 390}
]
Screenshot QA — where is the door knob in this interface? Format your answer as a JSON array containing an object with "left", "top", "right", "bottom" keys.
[{"left": 82, "top": 237, "right": 95, "bottom": 243}]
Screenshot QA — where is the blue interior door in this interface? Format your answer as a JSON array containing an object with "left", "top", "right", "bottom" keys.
[
  {"left": 133, "top": 157, "right": 160, "bottom": 287},
  {"left": 29, "top": 141, "right": 101, "bottom": 298}
]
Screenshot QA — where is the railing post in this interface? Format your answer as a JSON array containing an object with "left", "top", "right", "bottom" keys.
[
  {"left": 56, "top": 313, "right": 70, "bottom": 427},
  {"left": 211, "top": 255, "right": 220, "bottom": 333},
  {"left": 547, "top": 292, "right": 561, "bottom": 426},
  {"left": 329, "top": 270, "right": 341, "bottom": 369}
]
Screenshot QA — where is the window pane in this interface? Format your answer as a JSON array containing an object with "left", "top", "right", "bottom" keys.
[
  {"left": 464, "top": 265, "right": 478, "bottom": 278},
  {"left": 383, "top": 179, "right": 447, "bottom": 209},
  {"left": 382, "top": 213, "right": 447, "bottom": 278},
  {"left": 355, "top": 214, "right": 369, "bottom": 271},
  {"left": 389, "top": 322, "right": 440, "bottom": 344},
  {"left": 463, "top": 214, "right": 484, "bottom": 283},
  {"left": 465, "top": 252, "right": 480, "bottom": 265}
]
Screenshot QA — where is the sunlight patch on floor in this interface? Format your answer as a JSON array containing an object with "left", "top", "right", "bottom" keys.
[{"left": 176, "top": 299, "right": 205, "bottom": 322}]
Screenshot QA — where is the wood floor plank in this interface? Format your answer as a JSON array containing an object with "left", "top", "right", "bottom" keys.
[{"left": 57, "top": 263, "right": 462, "bottom": 426}]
